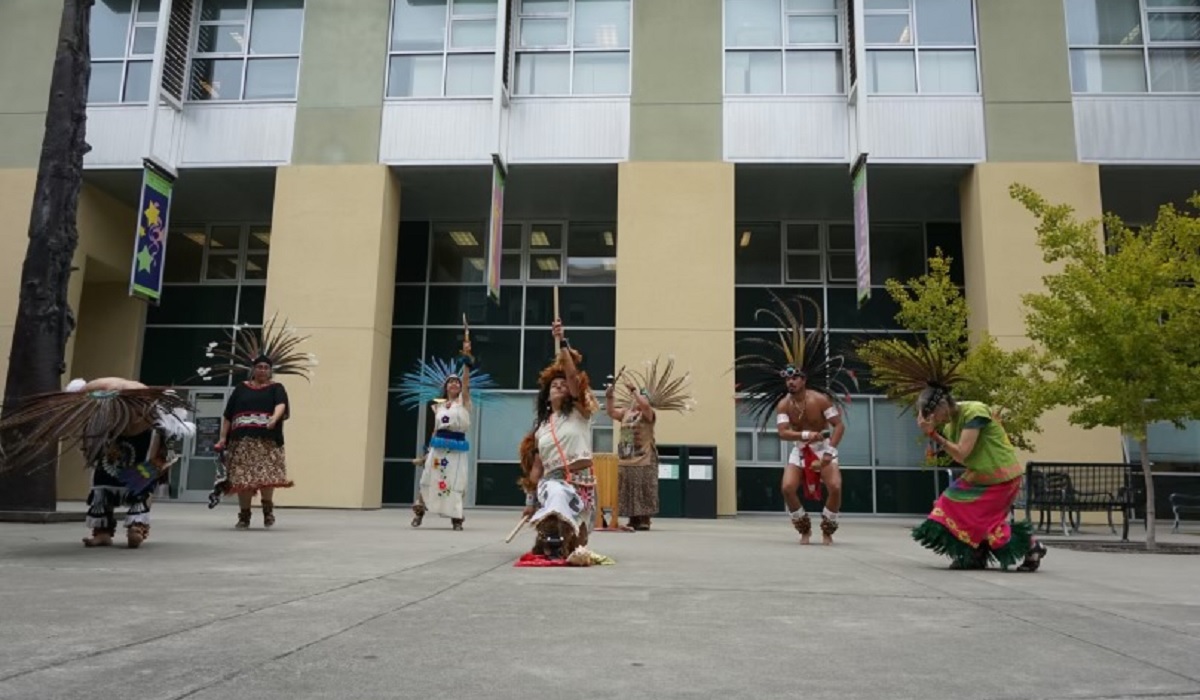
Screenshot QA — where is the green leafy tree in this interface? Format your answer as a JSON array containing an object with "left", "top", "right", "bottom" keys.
[
  {"left": 1012, "top": 184, "right": 1200, "bottom": 549},
  {"left": 858, "top": 251, "right": 1054, "bottom": 457}
]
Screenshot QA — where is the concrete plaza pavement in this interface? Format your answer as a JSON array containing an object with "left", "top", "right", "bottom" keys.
[{"left": 1, "top": 504, "right": 1199, "bottom": 700}]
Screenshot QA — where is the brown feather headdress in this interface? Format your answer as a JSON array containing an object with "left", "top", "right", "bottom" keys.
[
  {"left": 610, "top": 356, "right": 696, "bottom": 414},
  {"left": 197, "top": 312, "right": 317, "bottom": 382},
  {"left": 854, "top": 337, "right": 964, "bottom": 416},
  {"left": 0, "top": 383, "right": 193, "bottom": 473},
  {"left": 732, "top": 293, "right": 859, "bottom": 429}
]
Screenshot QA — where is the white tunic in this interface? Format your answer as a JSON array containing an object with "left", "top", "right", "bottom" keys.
[
  {"left": 530, "top": 409, "right": 595, "bottom": 534},
  {"left": 419, "top": 400, "right": 472, "bottom": 519}
]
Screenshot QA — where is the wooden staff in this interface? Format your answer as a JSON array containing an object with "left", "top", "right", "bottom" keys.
[
  {"left": 505, "top": 514, "right": 530, "bottom": 543},
  {"left": 553, "top": 286, "right": 561, "bottom": 352},
  {"left": 462, "top": 313, "right": 470, "bottom": 343}
]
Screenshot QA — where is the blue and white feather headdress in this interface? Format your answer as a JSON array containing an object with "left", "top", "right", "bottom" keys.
[{"left": 394, "top": 356, "right": 498, "bottom": 409}]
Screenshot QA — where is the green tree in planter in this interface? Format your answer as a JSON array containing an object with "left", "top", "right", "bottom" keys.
[
  {"left": 857, "top": 251, "right": 1055, "bottom": 460},
  {"left": 1012, "top": 185, "right": 1200, "bottom": 549}
]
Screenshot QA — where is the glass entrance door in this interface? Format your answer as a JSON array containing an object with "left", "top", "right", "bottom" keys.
[{"left": 169, "top": 388, "right": 230, "bottom": 502}]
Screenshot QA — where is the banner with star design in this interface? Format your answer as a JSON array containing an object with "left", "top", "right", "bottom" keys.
[{"left": 128, "top": 160, "right": 176, "bottom": 305}]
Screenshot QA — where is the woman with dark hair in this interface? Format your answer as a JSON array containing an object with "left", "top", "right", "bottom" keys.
[
  {"left": 201, "top": 315, "right": 315, "bottom": 530},
  {"left": 518, "top": 319, "right": 599, "bottom": 558},
  {"left": 862, "top": 340, "right": 1047, "bottom": 571},
  {"left": 213, "top": 356, "right": 293, "bottom": 530},
  {"left": 411, "top": 335, "right": 475, "bottom": 530}
]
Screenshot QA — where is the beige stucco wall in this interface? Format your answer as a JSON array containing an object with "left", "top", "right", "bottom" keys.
[
  {"left": 615, "top": 162, "right": 737, "bottom": 515},
  {"left": 263, "top": 164, "right": 399, "bottom": 509},
  {"left": 960, "top": 162, "right": 1123, "bottom": 464}
]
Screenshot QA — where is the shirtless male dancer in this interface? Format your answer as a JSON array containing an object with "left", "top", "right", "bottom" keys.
[{"left": 776, "top": 367, "right": 845, "bottom": 545}]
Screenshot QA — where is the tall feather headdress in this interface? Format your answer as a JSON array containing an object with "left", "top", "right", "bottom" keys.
[
  {"left": 732, "top": 293, "right": 858, "bottom": 429},
  {"left": 610, "top": 356, "right": 696, "bottom": 413},
  {"left": 394, "top": 356, "right": 498, "bottom": 409},
  {"left": 0, "top": 384, "right": 193, "bottom": 473},
  {"left": 196, "top": 312, "right": 317, "bottom": 382},
  {"left": 854, "top": 337, "right": 964, "bottom": 416}
]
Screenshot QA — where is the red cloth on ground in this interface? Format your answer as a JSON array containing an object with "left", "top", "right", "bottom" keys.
[{"left": 513, "top": 552, "right": 570, "bottom": 567}]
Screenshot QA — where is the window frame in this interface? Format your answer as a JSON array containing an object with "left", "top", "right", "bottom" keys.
[
  {"left": 862, "top": 0, "right": 981, "bottom": 95},
  {"left": 89, "top": 0, "right": 161, "bottom": 105},
  {"left": 159, "top": 222, "right": 273, "bottom": 285},
  {"left": 722, "top": 0, "right": 849, "bottom": 96},
  {"left": 187, "top": 0, "right": 307, "bottom": 103},
  {"left": 1065, "top": 0, "right": 1200, "bottom": 95},
  {"left": 512, "top": 0, "right": 634, "bottom": 97},
  {"left": 385, "top": 0, "right": 504, "bottom": 99}
]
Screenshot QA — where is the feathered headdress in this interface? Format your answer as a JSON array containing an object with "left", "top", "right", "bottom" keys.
[
  {"left": 854, "top": 337, "right": 964, "bottom": 417},
  {"left": 394, "top": 356, "right": 498, "bottom": 409},
  {"left": 609, "top": 356, "right": 696, "bottom": 413},
  {"left": 196, "top": 313, "right": 317, "bottom": 382},
  {"left": 732, "top": 293, "right": 859, "bottom": 429},
  {"left": 0, "top": 382, "right": 194, "bottom": 473}
]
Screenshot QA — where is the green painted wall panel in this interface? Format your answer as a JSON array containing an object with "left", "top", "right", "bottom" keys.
[
  {"left": 630, "top": 104, "right": 723, "bottom": 162},
  {"left": 629, "top": 0, "right": 722, "bottom": 161},
  {"left": 292, "top": 106, "right": 385, "bottom": 165},
  {"left": 983, "top": 103, "right": 1078, "bottom": 163},
  {"left": 0, "top": 1, "right": 61, "bottom": 168},
  {"left": 291, "top": 0, "right": 391, "bottom": 164},
  {"left": 977, "top": 0, "right": 1076, "bottom": 161}
]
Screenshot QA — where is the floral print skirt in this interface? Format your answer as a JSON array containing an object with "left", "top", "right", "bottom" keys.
[
  {"left": 224, "top": 437, "right": 294, "bottom": 494},
  {"left": 419, "top": 447, "right": 468, "bottom": 519}
]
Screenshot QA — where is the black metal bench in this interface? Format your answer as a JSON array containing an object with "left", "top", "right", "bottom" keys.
[
  {"left": 1170, "top": 493, "right": 1200, "bottom": 533},
  {"left": 1025, "top": 462, "right": 1138, "bottom": 541}
]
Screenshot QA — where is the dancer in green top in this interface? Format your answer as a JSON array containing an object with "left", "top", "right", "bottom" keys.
[{"left": 867, "top": 342, "right": 1047, "bottom": 571}]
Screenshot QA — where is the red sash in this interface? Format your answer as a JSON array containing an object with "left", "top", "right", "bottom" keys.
[{"left": 801, "top": 445, "right": 824, "bottom": 501}]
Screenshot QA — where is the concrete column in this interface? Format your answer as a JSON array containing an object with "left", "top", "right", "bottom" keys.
[
  {"left": 263, "top": 164, "right": 400, "bottom": 508},
  {"left": 616, "top": 162, "right": 737, "bottom": 516},
  {"left": 960, "top": 162, "right": 1122, "bottom": 463}
]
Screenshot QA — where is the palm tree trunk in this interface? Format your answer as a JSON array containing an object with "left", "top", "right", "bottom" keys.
[{"left": 0, "top": 0, "right": 93, "bottom": 512}]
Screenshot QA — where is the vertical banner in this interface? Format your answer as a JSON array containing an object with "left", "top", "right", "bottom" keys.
[
  {"left": 485, "top": 154, "right": 507, "bottom": 304},
  {"left": 129, "top": 159, "right": 176, "bottom": 305},
  {"left": 851, "top": 153, "right": 870, "bottom": 307}
]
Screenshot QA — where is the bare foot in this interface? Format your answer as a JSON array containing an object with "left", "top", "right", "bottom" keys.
[
  {"left": 800, "top": 532, "right": 812, "bottom": 545},
  {"left": 822, "top": 533, "right": 834, "bottom": 545}
]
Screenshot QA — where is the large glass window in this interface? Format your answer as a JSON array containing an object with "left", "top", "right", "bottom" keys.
[
  {"left": 724, "top": 0, "right": 846, "bottom": 95},
  {"left": 89, "top": 0, "right": 161, "bottom": 104},
  {"left": 387, "top": 0, "right": 500, "bottom": 97},
  {"left": 863, "top": 0, "right": 979, "bottom": 94},
  {"left": 514, "top": 0, "right": 632, "bottom": 95},
  {"left": 139, "top": 222, "right": 272, "bottom": 387},
  {"left": 388, "top": 220, "right": 620, "bottom": 494},
  {"left": 189, "top": 0, "right": 305, "bottom": 101},
  {"left": 1067, "top": 0, "right": 1200, "bottom": 93}
]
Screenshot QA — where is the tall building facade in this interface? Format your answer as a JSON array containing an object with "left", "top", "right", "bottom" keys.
[{"left": 1, "top": 0, "right": 1197, "bottom": 514}]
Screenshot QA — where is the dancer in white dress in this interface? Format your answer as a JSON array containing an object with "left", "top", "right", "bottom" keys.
[{"left": 412, "top": 335, "right": 475, "bottom": 530}]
